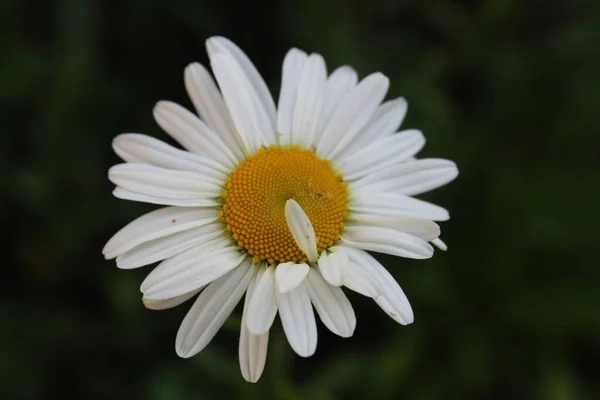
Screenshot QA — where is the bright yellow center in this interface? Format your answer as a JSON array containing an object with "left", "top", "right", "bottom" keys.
[{"left": 219, "top": 146, "right": 348, "bottom": 264}]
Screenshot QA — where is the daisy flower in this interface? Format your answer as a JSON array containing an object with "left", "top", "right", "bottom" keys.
[{"left": 103, "top": 36, "right": 458, "bottom": 382}]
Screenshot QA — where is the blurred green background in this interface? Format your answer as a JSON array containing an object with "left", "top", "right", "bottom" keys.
[{"left": 2, "top": 0, "right": 599, "bottom": 398}]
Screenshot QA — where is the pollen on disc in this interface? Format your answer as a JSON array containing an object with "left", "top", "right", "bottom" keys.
[{"left": 220, "top": 146, "right": 348, "bottom": 264}]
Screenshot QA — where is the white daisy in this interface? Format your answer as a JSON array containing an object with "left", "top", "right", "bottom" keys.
[{"left": 103, "top": 36, "right": 458, "bottom": 383}]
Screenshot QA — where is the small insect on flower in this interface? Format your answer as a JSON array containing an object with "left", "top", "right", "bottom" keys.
[{"left": 103, "top": 36, "right": 458, "bottom": 382}]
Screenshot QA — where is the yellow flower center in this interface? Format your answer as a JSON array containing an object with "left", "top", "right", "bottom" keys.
[{"left": 219, "top": 146, "right": 348, "bottom": 264}]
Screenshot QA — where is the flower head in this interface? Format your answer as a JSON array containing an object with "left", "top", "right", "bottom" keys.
[{"left": 103, "top": 36, "right": 458, "bottom": 382}]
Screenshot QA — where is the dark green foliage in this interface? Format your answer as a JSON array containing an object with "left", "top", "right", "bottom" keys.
[{"left": 2, "top": 0, "right": 599, "bottom": 398}]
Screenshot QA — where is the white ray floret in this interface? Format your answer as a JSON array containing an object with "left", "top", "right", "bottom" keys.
[
  {"left": 276, "top": 283, "right": 318, "bottom": 357},
  {"left": 239, "top": 267, "right": 269, "bottom": 383},
  {"left": 284, "top": 199, "right": 319, "bottom": 263},
  {"left": 278, "top": 48, "right": 308, "bottom": 146},
  {"left": 246, "top": 266, "right": 278, "bottom": 335},
  {"left": 316, "top": 250, "right": 346, "bottom": 287},
  {"left": 305, "top": 268, "right": 355, "bottom": 337},
  {"left": 275, "top": 262, "right": 310, "bottom": 293},
  {"left": 176, "top": 262, "right": 256, "bottom": 358}
]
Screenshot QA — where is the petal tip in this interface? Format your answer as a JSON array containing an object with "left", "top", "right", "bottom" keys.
[
  {"left": 175, "top": 345, "right": 194, "bottom": 359},
  {"left": 206, "top": 36, "right": 229, "bottom": 55},
  {"left": 297, "top": 347, "right": 317, "bottom": 358},
  {"left": 275, "top": 263, "right": 309, "bottom": 294},
  {"left": 185, "top": 61, "right": 202, "bottom": 72}
]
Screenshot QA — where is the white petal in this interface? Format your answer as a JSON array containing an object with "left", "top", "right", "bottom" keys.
[
  {"left": 112, "top": 133, "right": 230, "bottom": 179},
  {"left": 141, "top": 245, "right": 245, "bottom": 300},
  {"left": 345, "top": 247, "right": 413, "bottom": 324},
  {"left": 246, "top": 265, "right": 278, "bottom": 335},
  {"left": 342, "top": 225, "right": 434, "bottom": 259},
  {"left": 112, "top": 187, "right": 220, "bottom": 208},
  {"left": 305, "top": 268, "right": 355, "bottom": 337},
  {"left": 176, "top": 262, "right": 255, "bottom": 358},
  {"left": 142, "top": 288, "right": 202, "bottom": 310},
  {"left": 109, "top": 163, "right": 222, "bottom": 202},
  {"left": 316, "top": 66, "right": 358, "bottom": 139},
  {"left": 184, "top": 62, "right": 244, "bottom": 160},
  {"left": 239, "top": 266, "right": 269, "bottom": 383},
  {"left": 335, "top": 97, "right": 408, "bottom": 161},
  {"left": 374, "top": 296, "right": 413, "bottom": 325},
  {"left": 153, "top": 101, "right": 237, "bottom": 170},
  {"left": 317, "top": 250, "right": 346, "bottom": 286},
  {"left": 432, "top": 238, "right": 448, "bottom": 251},
  {"left": 210, "top": 53, "right": 271, "bottom": 154},
  {"left": 284, "top": 200, "right": 318, "bottom": 263},
  {"left": 338, "top": 129, "right": 425, "bottom": 180},
  {"left": 342, "top": 261, "right": 382, "bottom": 297},
  {"left": 349, "top": 192, "right": 450, "bottom": 221},
  {"left": 317, "top": 73, "right": 389, "bottom": 160},
  {"left": 346, "top": 216, "right": 440, "bottom": 241},
  {"left": 352, "top": 158, "right": 459, "bottom": 196},
  {"left": 103, "top": 207, "right": 218, "bottom": 259},
  {"left": 206, "top": 37, "right": 277, "bottom": 135},
  {"left": 115, "top": 224, "right": 224, "bottom": 269},
  {"left": 364, "top": 97, "right": 408, "bottom": 139},
  {"left": 276, "top": 284, "right": 317, "bottom": 357},
  {"left": 277, "top": 48, "right": 308, "bottom": 146},
  {"left": 275, "top": 262, "right": 310, "bottom": 293},
  {"left": 292, "top": 53, "right": 326, "bottom": 149}
]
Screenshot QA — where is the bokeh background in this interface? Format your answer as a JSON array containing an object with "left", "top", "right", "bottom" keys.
[{"left": 2, "top": 0, "right": 599, "bottom": 398}]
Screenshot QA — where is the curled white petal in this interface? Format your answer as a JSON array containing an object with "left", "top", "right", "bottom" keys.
[
  {"left": 284, "top": 199, "right": 318, "bottom": 263},
  {"left": 317, "top": 249, "right": 347, "bottom": 286},
  {"left": 275, "top": 262, "right": 310, "bottom": 293}
]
